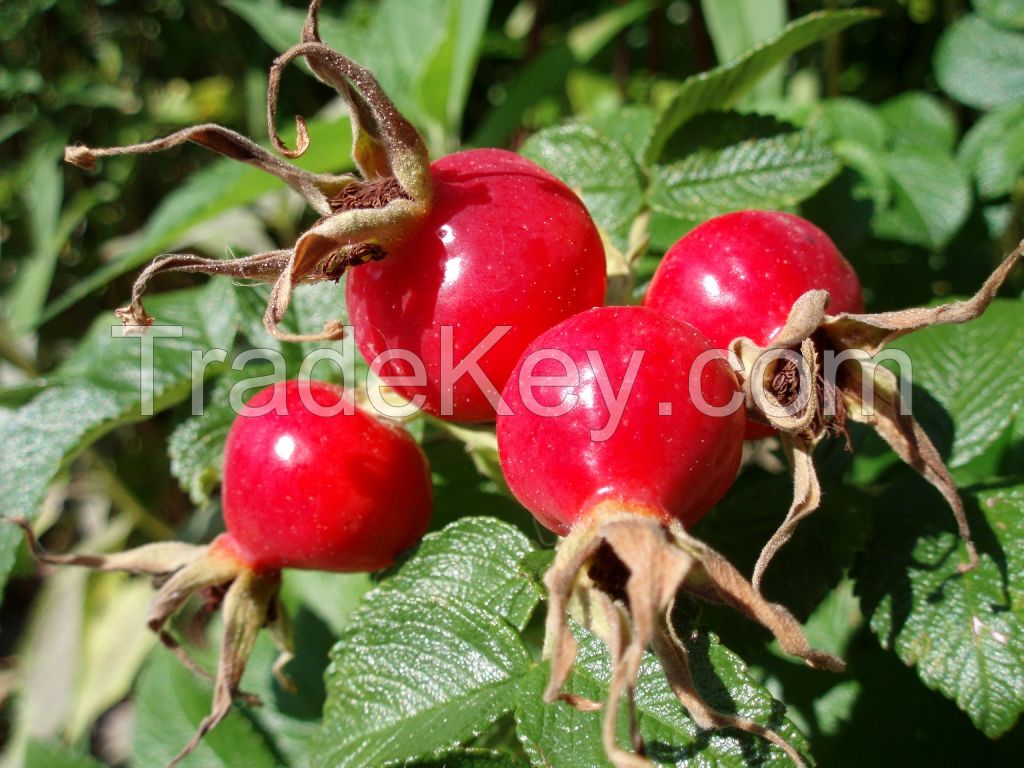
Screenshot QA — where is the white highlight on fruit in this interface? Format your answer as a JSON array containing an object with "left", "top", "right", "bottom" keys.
[{"left": 274, "top": 435, "right": 296, "bottom": 461}]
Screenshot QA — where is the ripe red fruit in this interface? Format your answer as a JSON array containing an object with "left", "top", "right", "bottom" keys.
[
  {"left": 496, "top": 306, "right": 840, "bottom": 766},
  {"left": 11, "top": 380, "right": 431, "bottom": 765},
  {"left": 497, "top": 305, "right": 744, "bottom": 534},
  {"left": 644, "top": 210, "right": 863, "bottom": 350},
  {"left": 347, "top": 148, "right": 606, "bottom": 422},
  {"left": 640, "top": 211, "right": 1016, "bottom": 590},
  {"left": 222, "top": 380, "right": 432, "bottom": 572},
  {"left": 644, "top": 210, "right": 863, "bottom": 439}
]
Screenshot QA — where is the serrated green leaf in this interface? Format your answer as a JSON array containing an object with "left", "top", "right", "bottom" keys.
[
  {"left": 647, "top": 126, "right": 839, "bottom": 244},
  {"left": 811, "top": 93, "right": 970, "bottom": 249},
  {"left": 958, "top": 103, "right": 1024, "bottom": 200},
  {"left": 871, "top": 150, "right": 971, "bottom": 250},
  {"left": 316, "top": 603, "right": 530, "bottom": 768},
  {"left": 372, "top": 517, "right": 541, "bottom": 630},
  {"left": 411, "top": 0, "right": 491, "bottom": 151},
  {"left": 876, "top": 92, "right": 958, "bottom": 154},
  {"left": 282, "top": 570, "right": 373, "bottom": 637},
  {"left": 646, "top": 9, "right": 876, "bottom": 164},
  {"left": 0, "top": 391, "right": 121, "bottom": 595},
  {"left": 888, "top": 299, "right": 1024, "bottom": 471},
  {"left": 68, "top": 574, "right": 156, "bottom": 741},
  {"left": 515, "top": 663, "right": 614, "bottom": 768},
  {"left": 935, "top": 14, "right": 1024, "bottom": 110},
  {"left": 520, "top": 123, "right": 645, "bottom": 238},
  {"left": 585, "top": 105, "right": 656, "bottom": 168},
  {"left": 132, "top": 649, "right": 279, "bottom": 768},
  {"left": 229, "top": 0, "right": 488, "bottom": 151},
  {"left": 470, "top": 1, "right": 655, "bottom": 148},
  {"left": 515, "top": 626, "right": 810, "bottom": 767},
  {"left": 701, "top": 0, "right": 787, "bottom": 109},
  {"left": 168, "top": 380, "right": 237, "bottom": 507},
  {"left": 407, "top": 749, "right": 530, "bottom": 768},
  {"left": 24, "top": 741, "right": 105, "bottom": 768},
  {"left": 855, "top": 477, "right": 1024, "bottom": 737},
  {"left": 974, "top": 0, "right": 1024, "bottom": 30},
  {"left": 313, "top": 518, "right": 541, "bottom": 768},
  {"left": 0, "top": 282, "right": 237, "bottom": 596},
  {"left": 802, "top": 100, "right": 892, "bottom": 218},
  {"left": 224, "top": 0, "right": 361, "bottom": 59},
  {"left": 810, "top": 97, "right": 889, "bottom": 150}
]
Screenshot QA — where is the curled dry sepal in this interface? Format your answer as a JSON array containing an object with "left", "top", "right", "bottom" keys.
[
  {"left": 543, "top": 504, "right": 844, "bottom": 768},
  {"left": 64, "top": 0, "right": 431, "bottom": 342},
  {"left": 730, "top": 242, "right": 1024, "bottom": 591},
  {"left": 6, "top": 518, "right": 293, "bottom": 768}
]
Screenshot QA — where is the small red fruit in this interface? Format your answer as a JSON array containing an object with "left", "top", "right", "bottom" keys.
[
  {"left": 347, "top": 148, "right": 606, "bottom": 422},
  {"left": 222, "top": 380, "right": 432, "bottom": 572},
  {"left": 496, "top": 306, "right": 840, "bottom": 766},
  {"left": 11, "top": 380, "right": 431, "bottom": 765},
  {"left": 644, "top": 210, "right": 863, "bottom": 439},
  {"left": 644, "top": 210, "right": 863, "bottom": 349},
  {"left": 642, "top": 211, "right": 1017, "bottom": 589},
  {"left": 497, "top": 305, "right": 744, "bottom": 534}
]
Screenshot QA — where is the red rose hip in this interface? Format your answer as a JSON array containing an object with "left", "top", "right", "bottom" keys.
[
  {"left": 10, "top": 379, "right": 432, "bottom": 765},
  {"left": 644, "top": 210, "right": 863, "bottom": 349},
  {"left": 644, "top": 210, "right": 863, "bottom": 439},
  {"left": 497, "top": 305, "right": 744, "bottom": 534},
  {"left": 347, "top": 148, "right": 606, "bottom": 422},
  {"left": 641, "top": 210, "right": 1017, "bottom": 589},
  {"left": 495, "top": 305, "right": 841, "bottom": 766},
  {"left": 222, "top": 380, "right": 432, "bottom": 572}
]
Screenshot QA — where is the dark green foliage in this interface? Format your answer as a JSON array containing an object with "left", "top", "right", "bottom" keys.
[{"left": 1, "top": 2, "right": 1022, "bottom": 766}]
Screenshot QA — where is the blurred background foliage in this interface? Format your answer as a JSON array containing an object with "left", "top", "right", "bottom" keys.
[{"left": 1, "top": 1, "right": 1023, "bottom": 766}]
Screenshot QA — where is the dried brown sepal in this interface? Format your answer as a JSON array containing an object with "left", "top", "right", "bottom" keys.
[
  {"left": 167, "top": 568, "right": 280, "bottom": 767},
  {"left": 751, "top": 436, "right": 821, "bottom": 591},
  {"left": 730, "top": 242, "right": 1024, "bottom": 588},
  {"left": 67, "top": 0, "right": 431, "bottom": 342},
  {"left": 733, "top": 291, "right": 828, "bottom": 438},
  {"left": 5, "top": 518, "right": 288, "bottom": 768},
  {"left": 542, "top": 504, "right": 842, "bottom": 768}
]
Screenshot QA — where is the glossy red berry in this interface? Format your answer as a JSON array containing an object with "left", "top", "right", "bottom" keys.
[
  {"left": 497, "top": 306, "right": 744, "bottom": 535},
  {"left": 347, "top": 148, "right": 606, "bottom": 423},
  {"left": 221, "top": 380, "right": 432, "bottom": 572},
  {"left": 644, "top": 210, "right": 864, "bottom": 350}
]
